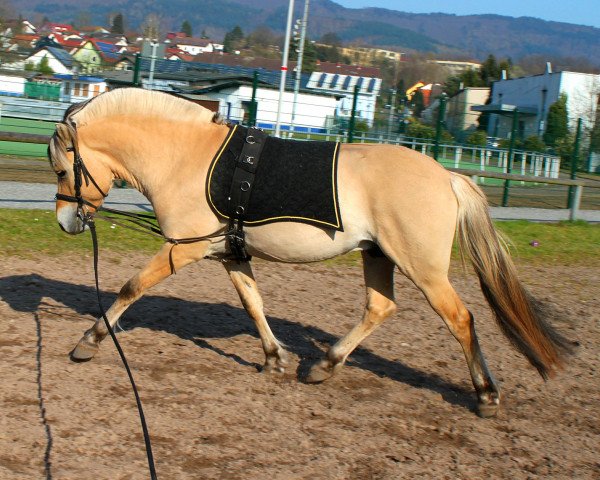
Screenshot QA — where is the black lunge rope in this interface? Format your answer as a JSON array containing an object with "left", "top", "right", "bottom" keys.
[{"left": 88, "top": 218, "right": 159, "bottom": 480}]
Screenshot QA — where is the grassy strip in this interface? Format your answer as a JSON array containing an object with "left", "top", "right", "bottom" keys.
[
  {"left": 0, "top": 209, "right": 164, "bottom": 257},
  {"left": 1, "top": 209, "right": 598, "bottom": 265}
]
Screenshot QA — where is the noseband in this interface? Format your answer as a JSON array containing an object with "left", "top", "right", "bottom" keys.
[{"left": 54, "top": 138, "right": 108, "bottom": 222}]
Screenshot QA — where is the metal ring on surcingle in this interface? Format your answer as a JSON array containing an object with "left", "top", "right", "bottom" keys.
[
  {"left": 240, "top": 181, "right": 251, "bottom": 191},
  {"left": 235, "top": 205, "right": 245, "bottom": 215},
  {"left": 246, "top": 135, "right": 256, "bottom": 144}
]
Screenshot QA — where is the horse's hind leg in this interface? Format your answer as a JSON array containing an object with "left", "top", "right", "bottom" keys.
[
  {"left": 306, "top": 250, "right": 396, "bottom": 383},
  {"left": 223, "top": 260, "right": 289, "bottom": 373},
  {"left": 418, "top": 277, "right": 501, "bottom": 417},
  {"left": 71, "top": 241, "right": 209, "bottom": 361}
]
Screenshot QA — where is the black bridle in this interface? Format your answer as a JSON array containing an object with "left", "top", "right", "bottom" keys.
[{"left": 55, "top": 146, "right": 108, "bottom": 220}]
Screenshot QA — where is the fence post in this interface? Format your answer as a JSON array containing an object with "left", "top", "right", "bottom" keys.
[
  {"left": 569, "top": 185, "right": 583, "bottom": 221},
  {"left": 502, "top": 108, "right": 519, "bottom": 207},
  {"left": 567, "top": 118, "right": 583, "bottom": 209},
  {"left": 133, "top": 53, "right": 142, "bottom": 87},
  {"left": 347, "top": 84, "right": 359, "bottom": 143},
  {"left": 248, "top": 70, "right": 258, "bottom": 127},
  {"left": 433, "top": 94, "right": 447, "bottom": 161}
]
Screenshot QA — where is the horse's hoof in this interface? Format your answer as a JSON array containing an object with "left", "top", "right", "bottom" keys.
[
  {"left": 262, "top": 364, "right": 286, "bottom": 374},
  {"left": 305, "top": 360, "right": 337, "bottom": 383},
  {"left": 476, "top": 402, "right": 500, "bottom": 418},
  {"left": 70, "top": 337, "right": 99, "bottom": 362},
  {"left": 261, "top": 349, "right": 289, "bottom": 374}
]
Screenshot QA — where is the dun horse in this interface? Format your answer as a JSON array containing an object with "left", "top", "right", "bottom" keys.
[{"left": 48, "top": 88, "right": 571, "bottom": 417}]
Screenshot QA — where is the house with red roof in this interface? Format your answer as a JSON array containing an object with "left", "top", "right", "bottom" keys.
[
  {"left": 72, "top": 38, "right": 122, "bottom": 73},
  {"left": 167, "top": 37, "right": 216, "bottom": 56}
]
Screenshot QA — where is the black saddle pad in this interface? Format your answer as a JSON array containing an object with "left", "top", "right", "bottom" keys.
[{"left": 207, "top": 125, "right": 343, "bottom": 231}]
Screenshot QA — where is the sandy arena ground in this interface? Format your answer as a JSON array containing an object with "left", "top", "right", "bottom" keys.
[{"left": 0, "top": 253, "right": 598, "bottom": 479}]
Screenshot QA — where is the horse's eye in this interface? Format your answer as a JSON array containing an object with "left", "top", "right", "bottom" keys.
[{"left": 57, "top": 170, "right": 67, "bottom": 178}]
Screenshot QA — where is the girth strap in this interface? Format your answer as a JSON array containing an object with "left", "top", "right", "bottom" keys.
[{"left": 226, "top": 127, "right": 267, "bottom": 261}]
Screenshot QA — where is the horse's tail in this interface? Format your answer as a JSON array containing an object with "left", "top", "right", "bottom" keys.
[{"left": 449, "top": 173, "right": 573, "bottom": 379}]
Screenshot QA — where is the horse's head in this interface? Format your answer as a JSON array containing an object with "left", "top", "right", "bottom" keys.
[{"left": 48, "top": 121, "right": 113, "bottom": 234}]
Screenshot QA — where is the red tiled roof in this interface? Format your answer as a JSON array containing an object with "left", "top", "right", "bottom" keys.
[
  {"left": 315, "top": 61, "right": 381, "bottom": 78},
  {"left": 173, "top": 37, "right": 212, "bottom": 47}
]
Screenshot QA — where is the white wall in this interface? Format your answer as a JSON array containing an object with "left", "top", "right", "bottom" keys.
[
  {"left": 217, "top": 85, "right": 337, "bottom": 131},
  {"left": 0, "top": 74, "right": 26, "bottom": 95},
  {"left": 26, "top": 50, "right": 72, "bottom": 74}
]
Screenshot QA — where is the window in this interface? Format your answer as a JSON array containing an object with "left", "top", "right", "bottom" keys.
[
  {"left": 356, "top": 77, "right": 364, "bottom": 90},
  {"left": 74, "top": 82, "right": 81, "bottom": 96},
  {"left": 92, "top": 84, "right": 100, "bottom": 97},
  {"left": 329, "top": 74, "right": 339, "bottom": 88},
  {"left": 367, "top": 78, "right": 376, "bottom": 93},
  {"left": 82, "top": 83, "right": 89, "bottom": 97},
  {"left": 342, "top": 76, "right": 352, "bottom": 90},
  {"left": 316, "top": 73, "right": 327, "bottom": 88}
]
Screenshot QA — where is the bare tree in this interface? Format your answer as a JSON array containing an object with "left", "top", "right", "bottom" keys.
[{"left": 142, "top": 13, "right": 161, "bottom": 41}]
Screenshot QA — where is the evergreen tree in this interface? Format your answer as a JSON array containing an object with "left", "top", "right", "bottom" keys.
[
  {"left": 110, "top": 13, "right": 124, "bottom": 34},
  {"left": 181, "top": 20, "right": 193, "bottom": 37},
  {"left": 38, "top": 56, "right": 53, "bottom": 75},
  {"left": 223, "top": 26, "right": 244, "bottom": 53},
  {"left": 544, "top": 93, "right": 569, "bottom": 147}
]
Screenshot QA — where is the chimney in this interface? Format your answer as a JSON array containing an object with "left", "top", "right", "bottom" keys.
[
  {"left": 501, "top": 70, "right": 507, "bottom": 80},
  {"left": 546, "top": 62, "right": 552, "bottom": 74}
]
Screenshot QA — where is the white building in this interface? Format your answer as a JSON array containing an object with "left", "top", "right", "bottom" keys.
[
  {"left": 0, "top": 72, "right": 26, "bottom": 96},
  {"left": 306, "top": 62, "right": 382, "bottom": 127},
  {"left": 445, "top": 87, "right": 490, "bottom": 140},
  {"left": 481, "top": 65, "right": 600, "bottom": 139},
  {"left": 175, "top": 76, "right": 338, "bottom": 133},
  {"left": 24, "top": 47, "right": 75, "bottom": 75},
  {"left": 52, "top": 74, "right": 109, "bottom": 102}
]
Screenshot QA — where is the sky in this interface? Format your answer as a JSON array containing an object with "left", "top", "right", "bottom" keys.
[{"left": 335, "top": 0, "right": 600, "bottom": 29}]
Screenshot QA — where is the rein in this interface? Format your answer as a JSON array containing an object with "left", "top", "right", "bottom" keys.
[
  {"left": 55, "top": 130, "right": 231, "bottom": 480},
  {"left": 57, "top": 140, "right": 160, "bottom": 480}
]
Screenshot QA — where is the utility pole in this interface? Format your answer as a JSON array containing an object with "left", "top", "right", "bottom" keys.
[
  {"left": 290, "top": 0, "right": 310, "bottom": 135},
  {"left": 567, "top": 117, "right": 583, "bottom": 209},
  {"left": 147, "top": 41, "right": 158, "bottom": 90},
  {"left": 275, "top": 0, "right": 295, "bottom": 137},
  {"left": 433, "top": 94, "right": 447, "bottom": 161},
  {"left": 502, "top": 108, "right": 520, "bottom": 207},
  {"left": 387, "top": 56, "right": 399, "bottom": 138}
]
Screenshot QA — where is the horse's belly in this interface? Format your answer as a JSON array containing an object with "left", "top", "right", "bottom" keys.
[{"left": 243, "top": 221, "right": 372, "bottom": 263}]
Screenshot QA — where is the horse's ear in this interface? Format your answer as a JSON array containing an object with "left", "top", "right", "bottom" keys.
[{"left": 55, "top": 122, "right": 70, "bottom": 140}]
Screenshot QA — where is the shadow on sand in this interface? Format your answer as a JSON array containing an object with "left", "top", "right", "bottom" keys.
[{"left": 0, "top": 273, "right": 474, "bottom": 413}]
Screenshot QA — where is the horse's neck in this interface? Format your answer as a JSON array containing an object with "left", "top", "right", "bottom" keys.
[{"left": 108, "top": 119, "right": 229, "bottom": 203}]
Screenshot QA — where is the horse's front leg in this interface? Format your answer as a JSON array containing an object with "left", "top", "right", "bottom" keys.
[
  {"left": 223, "top": 260, "right": 289, "bottom": 373},
  {"left": 71, "top": 241, "right": 210, "bottom": 361}
]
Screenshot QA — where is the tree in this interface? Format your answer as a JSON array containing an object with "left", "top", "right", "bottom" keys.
[
  {"left": 142, "top": 13, "right": 161, "bottom": 41},
  {"left": 523, "top": 135, "right": 546, "bottom": 152},
  {"left": 181, "top": 20, "right": 192, "bottom": 37},
  {"left": 465, "top": 130, "right": 488, "bottom": 147},
  {"left": 223, "top": 25, "right": 244, "bottom": 53},
  {"left": 544, "top": 93, "right": 569, "bottom": 147},
  {"left": 38, "top": 56, "right": 53, "bottom": 75},
  {"left": 320, "top": 32, "right": 342, "bottom": 46},
  {"left": 444, "top": 68, "right": 485, "bottom": 96},
  {"left": 110, "top": 13, "right": 124, "bottom": 34}
]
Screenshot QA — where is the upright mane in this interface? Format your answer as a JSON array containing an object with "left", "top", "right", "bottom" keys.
[{"left": 66, "top": 88, "right": 217, "bottom": 127}]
